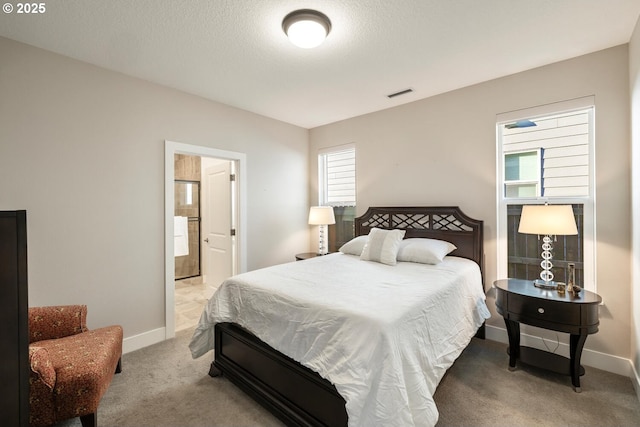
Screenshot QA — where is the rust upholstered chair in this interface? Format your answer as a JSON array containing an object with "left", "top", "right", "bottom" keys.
[{"left": 27, "top": 305, "right": 123, "bottom": 427}]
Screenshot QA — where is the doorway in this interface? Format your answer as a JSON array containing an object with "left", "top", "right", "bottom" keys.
[{"left": 164, "top": 141, "right": 247, "bottom": 339}]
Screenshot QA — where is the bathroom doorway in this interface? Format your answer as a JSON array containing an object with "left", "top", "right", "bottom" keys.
[
  {"left": 174, "top": 155, "right": 238, "bottom": 332},
  {"left": 165, "top": 141, "right": 247, "bottom": 339}
]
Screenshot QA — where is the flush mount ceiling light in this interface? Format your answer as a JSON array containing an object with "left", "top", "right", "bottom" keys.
[{"left": 282, "top": 9, "right": 331, "bottom": 49}]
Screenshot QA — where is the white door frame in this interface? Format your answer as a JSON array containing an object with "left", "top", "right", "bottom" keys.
[{"left": 164, "top": 140, "right": 247, "bottom": 339}]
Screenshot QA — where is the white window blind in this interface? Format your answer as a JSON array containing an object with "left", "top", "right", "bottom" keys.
[{"left": 319, "top": 146, "right": 356, "bottom": 207}]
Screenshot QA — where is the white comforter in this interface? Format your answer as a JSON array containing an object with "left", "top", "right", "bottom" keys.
[{"left": 190, "top": 253, "right": 490, "bottom": 427}]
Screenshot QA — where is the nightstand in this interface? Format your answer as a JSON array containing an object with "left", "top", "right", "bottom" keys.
[
  {"left": 295, "top": 252, "right": 322, "bottom": 261},
  {"left": 493, "top": 278, "right": 602, "bottom": 392}
]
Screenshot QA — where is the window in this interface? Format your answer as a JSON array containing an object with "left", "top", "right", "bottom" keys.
[
  {"left": 318, "top": 145, "right": 356, "bottom": 251},
  {"left": 506, "top": 204, "right": 585, "bottom": 286},
  {"left": 497, "top": 98, "right": 595, "bottom": 290},
  {"left": 504, "top": 149, "right": 541, "bottom": 198}
]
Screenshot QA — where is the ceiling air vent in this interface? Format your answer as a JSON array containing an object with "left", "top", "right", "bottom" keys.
[{"left": 387, "top": 88, "right": 413, "bottom": 99}]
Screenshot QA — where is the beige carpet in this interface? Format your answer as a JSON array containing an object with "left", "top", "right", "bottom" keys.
[
  {"left": 54, "top": 328, "right": 640, "bottom": 427},
  {"left": 433, "top": 338, "right": 640, "bottom": 426}
]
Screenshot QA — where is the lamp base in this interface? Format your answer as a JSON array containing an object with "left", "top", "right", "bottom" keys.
[{"left": 533, "top": 279, "right": 559, "bottom": 290}]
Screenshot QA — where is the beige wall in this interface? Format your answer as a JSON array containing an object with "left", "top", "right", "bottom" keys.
[
  {"left": 630, "top": 15, "right": 640, "bottom": 391},
  {"left": 1, "top": 30, "right": 636, "bottom": 369},
  {"left": 310, "top": 46, "right": 632, "bottom": 360},
  {"left": 0, "top": 37, "right": 310, "bottom": 339}
]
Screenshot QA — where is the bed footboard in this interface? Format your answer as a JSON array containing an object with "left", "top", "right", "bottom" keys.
[{"left": 212, "top": 322, "right": 348, "bottom": 427}]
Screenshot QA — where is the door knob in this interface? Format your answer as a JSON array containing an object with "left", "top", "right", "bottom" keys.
[{"left": 204, "top": 238, "right": 209, "bottom": 243}]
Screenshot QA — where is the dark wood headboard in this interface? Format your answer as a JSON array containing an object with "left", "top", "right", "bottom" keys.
[{"left": 355, "top": 206, "right": 484, "bottom": 279}]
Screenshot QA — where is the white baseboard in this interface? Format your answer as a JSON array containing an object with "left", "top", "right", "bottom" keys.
[
  {"left": 122, "top": 327, "right": 166, "bottom": 354},
  {"left": 485, "top": 324, "right": 632, "bottom": 377}
]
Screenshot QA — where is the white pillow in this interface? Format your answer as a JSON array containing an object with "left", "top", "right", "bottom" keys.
[
  {"left": 360, "top": 228, "right": 406, "bottom": 265},
  {"left": 397, "top": 238, "right": 457, "bottom": 265},
  {"left": 339, "top": 235, "right": 369, "bottom": 256}
]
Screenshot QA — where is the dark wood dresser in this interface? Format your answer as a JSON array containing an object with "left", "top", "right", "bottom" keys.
[{"left": 0, "top": 210, "right": 29, "bottom": 426}]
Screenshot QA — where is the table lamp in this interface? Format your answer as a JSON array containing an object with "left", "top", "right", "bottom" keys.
[
  {"left": 308, "top": 206, "right": 335, "bottom": 255},
  {"left": 518, "top": 204, "right": 578, "bottom": 289}
]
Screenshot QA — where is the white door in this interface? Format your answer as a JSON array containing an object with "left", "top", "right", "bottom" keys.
[{"left": 204, "top": 162, "right": 234, "bottom": 287}]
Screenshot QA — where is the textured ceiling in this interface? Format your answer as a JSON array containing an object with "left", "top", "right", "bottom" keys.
[{"left": 1, "top": 0, "right": 639, "bottom": 128}]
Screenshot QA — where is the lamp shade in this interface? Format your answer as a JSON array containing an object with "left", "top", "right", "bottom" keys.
[
  {"left": 518, "top": 205, "right": 578, "bottom": 236},
  {"left": 308, "top": 206, "right": 335, "bottom": 225}
]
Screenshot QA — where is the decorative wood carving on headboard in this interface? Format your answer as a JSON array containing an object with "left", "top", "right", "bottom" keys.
[{"left": 355, "top": 206, "right": 484, "bottom": 280}]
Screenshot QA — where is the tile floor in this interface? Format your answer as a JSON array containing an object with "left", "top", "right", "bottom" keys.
[{"left": 175, "top": 276, "right": 217, "bottom": 332}]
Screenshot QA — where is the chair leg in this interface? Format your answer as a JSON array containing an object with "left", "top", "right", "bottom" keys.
[
  {"left": 115, "top": 357, "right": 122, "bottom": 374},
  {"left": 80, "top": 413, "right": 97, "bottom": 427}
]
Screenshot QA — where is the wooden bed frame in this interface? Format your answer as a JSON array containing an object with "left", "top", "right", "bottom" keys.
[{"left": 209, "top": 206, "right": 484, "bottom": 427}]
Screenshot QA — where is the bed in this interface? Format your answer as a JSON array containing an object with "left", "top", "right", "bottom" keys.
[{"left": 189, "top": 206, "right": 489, "bottom": 427}]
